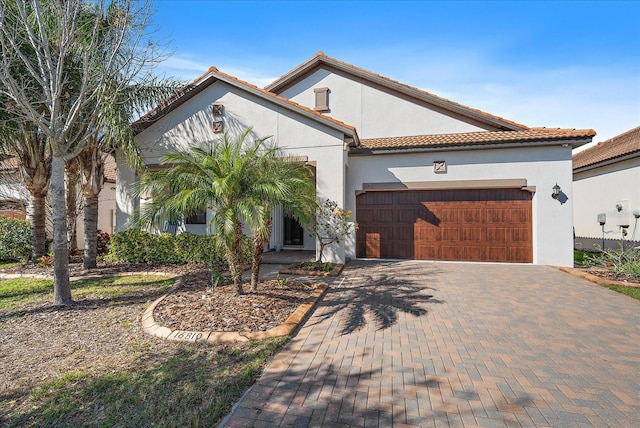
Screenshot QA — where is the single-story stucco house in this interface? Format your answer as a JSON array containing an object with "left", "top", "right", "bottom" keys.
[
  {"left": 117, "top": 52, "right": 595, "bottom": 267},
  {"left": 573, "top": 125, "right": 640, "bottom": 251}
]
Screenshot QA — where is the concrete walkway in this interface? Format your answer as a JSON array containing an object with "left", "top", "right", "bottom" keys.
[{"left": 222, "top": 260, "right": 640, "bottom": 427}]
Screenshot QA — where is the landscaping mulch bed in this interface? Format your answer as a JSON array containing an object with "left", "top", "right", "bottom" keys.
[
  {"left": 153, "top": 270, "right": 316, "bottom": 332},
  {"left": 583, "top": 267, "right": 640, "bottom": 286}
]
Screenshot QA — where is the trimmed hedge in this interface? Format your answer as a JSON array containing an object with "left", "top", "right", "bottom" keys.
[
  {"left": 0, "top": 216, "right": 32, "bottom": 262},
  {"left": 105, "top": 230, "right": 252, "bottom": 265}
]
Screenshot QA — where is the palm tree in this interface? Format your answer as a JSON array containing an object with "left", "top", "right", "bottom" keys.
[
  {"left": 136, "top": 128, "right": 315, "bottom": 295},
  {"left": 0, "top": 97, "right": 52, "bottom": 264},
  {"left": 248, "top": 157, "right": 316, "bottom": 291},
  {"left": 77, "top": 80, "right": 180, "bottom": 270}
]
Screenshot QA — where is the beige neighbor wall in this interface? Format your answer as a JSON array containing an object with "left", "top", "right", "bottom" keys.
[
  {"left": 573, "top": 157, "right": 640, "bottom": 250},
  {"left": 117, "top": 80, "right": 350, "bottom": 263}
]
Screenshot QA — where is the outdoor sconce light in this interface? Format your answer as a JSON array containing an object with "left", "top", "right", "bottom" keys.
[{"left": 551, "top": 183, "right": 561, "bottom": 199}]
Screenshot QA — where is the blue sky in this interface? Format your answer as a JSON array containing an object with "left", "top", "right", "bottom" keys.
[{"left": 151, "top": 0, "right": 639, "bottom": 145}]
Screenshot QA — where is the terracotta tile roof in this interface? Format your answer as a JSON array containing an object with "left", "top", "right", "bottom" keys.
[
  {"left": 103, "top": 153, "right": 116, "bottom": 182},
  {"left": 355, "top": 128, "right": 596, "bottom": 152},
  {"left": 573, "top": 125, "right": 640, "bottom": 171},
  {"left": 134, "top": 65, "right": 358, "bottom": 143},
  {"left": 266, "top": 52, "right": 528, "bottom": 131}
]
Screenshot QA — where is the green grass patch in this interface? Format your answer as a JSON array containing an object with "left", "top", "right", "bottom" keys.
[
  {"left": 574, "top": 249, "right": 587, "bottom": 265},
  {"left": 606, "top": 285, "right": 640, "bottom": 300},
  {"left": 0, "top": 275, "right": 174, "bottom": 311},
  {"left": 6, "top": 338, "right": 288, "bottom": 427},
  {"left": 0, "top": 277, "right": 55, "bottom": 310},
  {"left": 0, "top": 261, "right": 21, "bottom": 269}
]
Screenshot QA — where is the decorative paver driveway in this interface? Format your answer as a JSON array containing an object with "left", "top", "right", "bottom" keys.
[{"left": 222, "top": 260, "right": 640, "bottom": 427}]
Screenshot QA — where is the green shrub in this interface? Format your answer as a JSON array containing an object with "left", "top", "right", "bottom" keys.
[
  {"left": 106, "top": 229, "right": 253, "bottom": 266},
  {"left": 174, "top": 233, "right": 223, "bottom": 264},
  {"left": 105, "top": 229, "right": 150, "bottom": 263},
  {"left": 0, "top": 216, "right": 32, "bottom": 261}
]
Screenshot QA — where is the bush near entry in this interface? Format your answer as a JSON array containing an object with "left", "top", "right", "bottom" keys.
[{"left": 106, "top": 230, "right": 252, "bottom": 265}]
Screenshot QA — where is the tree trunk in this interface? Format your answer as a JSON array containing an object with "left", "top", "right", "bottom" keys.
[
  {"left": 51, "top": 155, "right": 72, "bottom": 306},
  {"left": 27, "top": 195, "right": 47, "bottom": 264},
  {"left": 83, "top": 194, "right": 98, "bottom": 269},
  {"left": 227, "top": 221, "right": 245, "bottom": 295},
  {"left": 250, "top": 236, "right": 264, "bottom": 292},
  {"left": 251, "top": 218, "right": 271, "bottom": 292},
  {"left": 65, "top": 161, "right": 80, "bottom": 251},
  {"left": 79, "top": 141, "right": 104, "bottom": 270}
]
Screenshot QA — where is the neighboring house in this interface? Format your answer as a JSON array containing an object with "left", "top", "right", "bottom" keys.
[
  {"left": 0, "top": 154, "right": 117, "bottom": 246},
  {"left": 117, "top": 52, "right": 595, "bottom": 267},
  {"left": 0, "top": 156, "right": 27, "bottom": 220},
  {"left": 573, "top": 126, "right": 640, "bottom": 251}
]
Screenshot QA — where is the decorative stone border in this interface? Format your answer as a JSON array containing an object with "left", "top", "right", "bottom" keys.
[
  {"left": 556, "top": 267, "right": 640, "bottom": 289},
  {"left": 142, "top": 282, "right": 329, "bottom": 343}
]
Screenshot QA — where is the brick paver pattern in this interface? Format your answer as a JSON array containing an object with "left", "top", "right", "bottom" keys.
[{"left": 223, "top": 261, "right": 640, "bottom": 427}]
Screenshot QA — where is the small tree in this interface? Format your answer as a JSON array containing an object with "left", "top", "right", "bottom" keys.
[{"left": 312, "top": 199, "right": 357, "bottom": 263}]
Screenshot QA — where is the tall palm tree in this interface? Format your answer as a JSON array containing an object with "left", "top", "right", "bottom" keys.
[
  {"left": 136, "top": 128, "right": 315, "bottom": 295},
  {"left": 248, "top": 157, "right": 316, "bottom": 291},
  {"left": 77, "top": 80, "right": 180, "bottom": 270},
  {"left": 0, "top": 98, "right": 51, "bottom": 264}
]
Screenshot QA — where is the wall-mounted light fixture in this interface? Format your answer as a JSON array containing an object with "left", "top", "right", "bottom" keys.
[{"left": 551, "top": 183, "right": 561, "bottom": 199}]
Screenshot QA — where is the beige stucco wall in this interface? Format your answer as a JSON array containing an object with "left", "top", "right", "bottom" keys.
[
  {"left": 573, "top": 157, "right": 640, "bottom": 249},
  {"left": 76, "top": 183, "right": 116, "bottom": 248},
  {"left": 117, "top": 80, "right": 350, "bottom": 262},
  {"left": 277, "top": 68, "right": 488, "bottom": 139},
  {"left": 346, "top": 145, "right": 576, "bottom": 267}
]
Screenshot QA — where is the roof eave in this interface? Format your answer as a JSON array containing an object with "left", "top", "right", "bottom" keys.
[
  {"left": 573, "top": 150, "right": 640, "bottom": 173},
  {"left": 351, "top": 137, "right": 592, "bottom": 156}
]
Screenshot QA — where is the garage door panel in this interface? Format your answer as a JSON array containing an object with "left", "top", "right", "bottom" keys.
[
  {"left": 461, "top": 227, "right": 483, "bottom": 241},
  {"left": 487, "top": 247, "right": 508, "bottom": 261},
  {"left": 399, "top": 209, "right": 417, "bottom": 222},
  {"left": 462, "top": 208, "right": 483, "bottom": 223},
  {"left": 374, "top": 209, "right": 394, "bottom": 222},
  {"left": 486, "top": 228, "right": 506, "bottom": 242},
  {"left": 441, "top": 227, "right": 460, "bottom": 241},
  {"left": 463, "top": 246, "right": 484, "bottom": 261},
  {"left": 510, "top": 228, "right": 530, "bottom": 242},
  {"left": 415, "top": 243, "right": 438, "bottom": 259},
  {"left": 441, "top": 245, "right": 461, "bottom": 260},
  {"left": 415, "top": 224, "right": 438, "bottom": 240},
  {"left": 357, "top": 189, "right": 532, "bottom": 263}
]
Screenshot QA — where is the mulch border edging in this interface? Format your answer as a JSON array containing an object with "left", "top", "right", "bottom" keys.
[
  {"left": 279, "top": 263, "right": 344, "bottom": 277},
  {"left": 555, "top": 266, "right": 640, "bottom": 289},
  {"left": 142, "top": 282, "right": 329, "bottom": 343}
]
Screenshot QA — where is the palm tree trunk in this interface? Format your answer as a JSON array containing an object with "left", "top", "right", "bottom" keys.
[
  {"left": 228, "top": 221, "right": 245, "bottom": 295},
  {"left": 51, "top": 155, "right": 72, "bottom": 306},
  {"left": 251, "top": 218, "right": 271, "bottom": 292},
  {"left": 250, "top": 235, "right": 264, "bottom": 292},
  {"left": 83, "top": 194, "right": 98, "bottom": 269},
  {"left": 27, "top": 195, "right": 47, "bottom": 264},
  {"left": 65, "top": 162, "right": 80, "bottom": 251}
]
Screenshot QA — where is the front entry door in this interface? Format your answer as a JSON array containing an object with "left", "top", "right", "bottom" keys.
[{"left": 283, "top": 215, "right": 304, "bottom": 246}]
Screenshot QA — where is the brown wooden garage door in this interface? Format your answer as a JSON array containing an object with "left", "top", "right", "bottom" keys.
[{"left": 356, "top": 189, "right": 532, "bottom": 262}]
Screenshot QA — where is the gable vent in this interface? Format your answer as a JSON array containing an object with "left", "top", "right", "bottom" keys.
[{"left": 314, "top": 87, "right": 329, "bottom": 112}]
